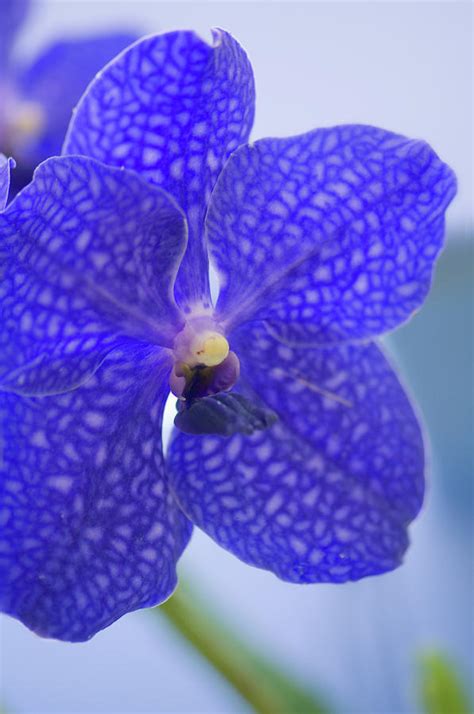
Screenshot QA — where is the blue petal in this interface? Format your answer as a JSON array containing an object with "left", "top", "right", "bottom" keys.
[
  {"left": 0, "top": 154, "right": 15, "bottom": 209},
  {"left": 13, "top": 33, "right": 139, "bottom": 167},
  {"left": 209, "top": 126, "right": 457, "bottom": 344},
  {"left": 167, "top": 322, "right": 424, "bottom": 583},
  {"left": 0, "top": 345, "right": 192, "bottom": 642},
  {"left": 0, "top": 155, "right": 186, "bottom": 395},
  {"left": 64, "top": 30, "right": 255, "bottom": 310},
  {"left": 0, "top": 0, "right": 30, "bottom": 70}
]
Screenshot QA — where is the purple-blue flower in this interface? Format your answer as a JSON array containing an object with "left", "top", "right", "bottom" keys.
[
  {"left": 0, "top": 29, "right": 456, "bottom": 642},
  {"left": 0, "top": 0, "right": 137, "bottom": 193}
]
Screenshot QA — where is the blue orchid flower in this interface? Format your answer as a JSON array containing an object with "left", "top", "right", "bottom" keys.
[
  {"left": 0, "top": 29, "right": 456, "bottom": 642},
  {"left": 0, "top": 0, "right": 138, "bottom": 194}
]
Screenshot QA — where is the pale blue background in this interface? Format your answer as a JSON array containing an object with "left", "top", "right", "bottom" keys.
[{"left": 1, "top": 2, "right": 472, "bottom": 713}]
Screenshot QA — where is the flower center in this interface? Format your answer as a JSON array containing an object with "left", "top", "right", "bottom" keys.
[
  {"left": 170, "top": 318, "right": 277, "bottom": 437},
  {"left": 187, "top": 331, "right": 230, "bottom": 367},
  {"left": 0, "top": 85, "right": 45, "bottom": 155},
  {"left": 170, "top": 318, "right": 239, "bottom": 400},
  {"left": 11, "top": 101, "right": 45, "bottom": 141}
]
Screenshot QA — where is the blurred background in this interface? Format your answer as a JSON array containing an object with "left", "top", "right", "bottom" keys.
[{"left": 1, "top": 1, "right": 472, "bottom": 713}]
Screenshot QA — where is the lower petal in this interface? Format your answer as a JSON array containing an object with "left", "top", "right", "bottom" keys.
[
  {"left": 0, "top": 345, "right": 192, "bottom": 641},
  {"left": 167, "top": 323, "right": 424, "bottom": 583}
]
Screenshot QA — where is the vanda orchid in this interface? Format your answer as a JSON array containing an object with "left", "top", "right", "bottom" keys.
[
  {"left": 0, "top": 30, "right": 456, "bottom": 642},
  {"left": 0, "top": 0, "right": 137, "bottom": 193}
]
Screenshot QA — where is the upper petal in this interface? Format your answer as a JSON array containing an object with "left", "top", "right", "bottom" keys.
[
  {"left": 208, "top": 125, "right": 456, "bottom": 344},
  {"left": 0, "top": 345, "right": 192, "bottom": 642},
  {"left": 63, "top": 29, "right": 255, "bottom": 310},
  {"left": 167, "top": 322, "right": 424, "bottom": 582},
  {"left": 0, "top": 155, "right": 186, "bottom": 395},
  {"left": 0, "top": 0, "right": 30, "bottom": 70}
]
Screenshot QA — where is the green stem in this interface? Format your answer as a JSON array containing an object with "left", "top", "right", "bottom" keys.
[
  {"left": 419, "top": 652, "right": 472, "bottom": 714},
  {"left": 155, "top": 581, "right": 330, "bottom": 714}
]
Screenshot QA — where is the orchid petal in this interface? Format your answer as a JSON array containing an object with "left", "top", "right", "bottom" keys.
[
  {"left": 208, "top": 126, "right": 456, "bottom": 344},
  {"left": 167, "top": 322, "right": 424, "bottom": 582},
  {"left": 64, "top": 30, "right": 255, "bottom": 310},
  {"left": 0, "top": 345, "right": 192, "bottom": 641},
  {"left": 0, "top": 155, "right": 186, "bottom": 395},
  {"left": 0, "top": 154, "right": 15, "bottom": 209}
]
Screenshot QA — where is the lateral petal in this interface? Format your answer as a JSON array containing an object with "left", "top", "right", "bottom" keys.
[
  {"left": 0, "top": 155, "right": 186, "bottom": 395},
  {"left": 0, "top": 154, "right": 15, "bottom": 210},
  {"left": 208, "top": 126, "right": 456, "bottom": 344}
]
